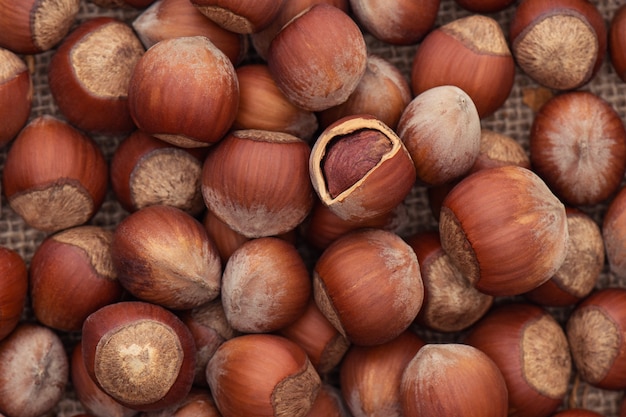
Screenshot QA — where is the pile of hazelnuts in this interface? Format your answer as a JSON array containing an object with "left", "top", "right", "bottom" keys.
[{"left": 3, "top": 0, "right": 626, "bottom": 416}]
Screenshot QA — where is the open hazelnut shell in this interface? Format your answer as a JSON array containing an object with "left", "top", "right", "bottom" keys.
[{"left": 309, "top": 114, "right": 416, "bottom": 222}]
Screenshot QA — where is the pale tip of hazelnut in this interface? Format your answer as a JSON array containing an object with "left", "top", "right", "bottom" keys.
[{"left": 33, "top": 0, "right": 81, "bottom": 51}]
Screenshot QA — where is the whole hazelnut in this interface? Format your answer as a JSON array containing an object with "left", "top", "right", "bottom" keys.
[
  {"left": 525, "top": 207, "right": 604, "bottom": 307},
  {"left": 340, "top": 330, "right": 425, "bottom": 417},
  {"left": 400, "top": 343, "right": 508, "bottom": 417},
  {"left": 0, "top": 0, "right": 80, "bottom": 54},
  {"left": 0, "top": 48, "right": 32, "bottom": 146},
  {"left": 221, "top": 237, "right": 311, "bottom": 333},
  {"left": 319, "top": 55, "right": 412, "bottom": 131},
  {"left": 82, "top": 301, "right": 197, "bottom": 411},
  {"left": 278, "top": 298, "right": 350, "bottom": 375},
  {"left": 234, "top": 64, "right": 319, "bottom": 141},
  {"left": 406, "top": 230, "right": 493, "bottom": 332},
  {"left": 29, "top": 225, "right": 124, "bottom": 332},
  {"left": 0, "top": 247, "right": 27, "bottom": 342},
  {"left": 566, "top": 287, "right": 626, "bottom": 390},
  {"left": 250, "top": 0, "right": 350, "bottom": 60},
  {"left": 309, "top": 114, "right": 416, "bottom": 222},
  {"left": 411, "top": 14, "right": 515, "bottom": 118},
  {"left": 128, "top": 35, "right": 239, "bottom": 148},
  {"left": 509, "top": 0, "right": 607, "bottom": 90},
  {"left": 268, "top": 3, "right": 368, "bottom": 112},
  {"left": 397, "top": 85, "right": 481, "bottom": 186},
  {"left": 529, "top": 91, "right": 626, "bottom": 206},
  {"left": 70, "top": 341, "right": 138, "bottom": 417},
  {"left": 48, "top": 17, "right": 144, "bottom": 134},
  {"left": 0, "top": 323, "right": 69, "bottom": 417},
  {"left": 190, "top": 0, "right": 286, "bottom": 34},
  {"left": 110, "top": 130, "right": 206, "bottom": 216},
  {"left": 439, "top": 165, "right": 568, "bottom": 296},
  {"left": 111, "top": 205, "right": 222, "bottom": 310},
  {"left": 349, "top": 0, "right": 440, "bottom": 45},
  {"left": 132, "top": 0, "right": 247, "bottom": 65},
  {"left": 313, "top": 228, "right": 424, "bottom": 346},
  {"left": 201, "top": 129, "right": 314, "bottom": 238},
  {"left": 465, "top": 303, "right": 573, "bottom": 417},
  {"left": 2, "top": 115, "right": 108, "bottom": 233},
  {"left": 206, "top": 333, "right": 322, "bottom": 417}
]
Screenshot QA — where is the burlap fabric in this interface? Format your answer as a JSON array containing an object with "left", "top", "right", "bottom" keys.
[{"left": 7, "top": 0, "right": 626, "bottom": 415}]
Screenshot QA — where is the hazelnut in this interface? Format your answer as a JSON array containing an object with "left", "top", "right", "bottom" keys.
[
  {"left": 111, "top": 205, "right": 222, "bottom": 310},
  {"left": 250, "top": 0, "right": 350, "bottom": 60},
  {"left": 206, "top": 333, "right": 321, "bottom": 417},
  {"left": 110, "top": 130, "right": 206, "bottom": 216},
  {"left": 309, "top": 114, "right": 416, "bottom": 222},
  {"left": 411, "top": 14, "right": 515, "bottom": 118},
  {"left": 0, "top": 247, "right": 27, "bottom": 342},
  {"left": 201, "top": 129, "right": 314, "bottom": 238},
  {"left": 278, "top": 298, "right": 350, "bottom": 375},
  {"left": 465, "top": 303, "right": 573, "bottom": 417},
  {"left": 349, "top": 0, "right": 440, "bottom": 45},
  {"left": 70, "top": 341, "right": 138, "bottom": 417},
  {"left": 509, "top": 0, "right": 607, "bottom": 90},
  {"left": 29, "top": 225, "right": 123, "bottom": 332},
  {"left": 319, "top": 54, "right": 412, "bottom": 131},
  {"left": 0, "top": 47, "right": 32, "bottom": 146},
  {"left": 400, "top": 343, "right": 508, "bottom": 417},
  {"left": 234, "top": 64, "right": 319, "bottom": 141},
  {"left": 82, "top": 301, "right": 197, "bottom": 411},
  {"left": 397, "top": 85, "right": 481, "bottom": 186},
  {"left": 566, "top": 287, "right": 626, "bottom": 390},
  {"left": 268, "top": 3, "right": 368, "bottom": 111},
  {"left": 525, "top": 207, "right": 604, "bottom": 307},
  {"left": 221, "top": 237, "right": 311, "bottom": 333},
  {"left": 48, "top": 17, "right": 144, "bottom": 134},
  {"left": 406, "top": 230, "right": 493, "bottom": 332},
  {"left": 131, "top": 0, "right": 247, "bottom": 65},
  {"left": 313, "top": 228, "right": 423, "bottom": 346},
  {"left": 2, "top": 115, "right": 108, "bottom": 233},
  {"left": 529, "top": 90, "right": 626, "bottom": 206},
  {"left": 128, "top": 35, "right": 239, "bottom": 148},
  {"left": 0, "top": 0, "right": 80, "bottom": 54},
  {"left": 340, "top": 330, "right": 425, "bottom": 417},
  {"left": 190, "top": 0, "right": 286, "bottom": 34},
  {"left": 0, "top": 323, "right": 69, "bottom": 417},
  {"left": 439, "top": 165, "right": 568, "bottom": 296}
]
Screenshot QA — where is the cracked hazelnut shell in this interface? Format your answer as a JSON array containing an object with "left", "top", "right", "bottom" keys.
[{"left": 309, "top": 114, "right": 416, "bottom": 222}]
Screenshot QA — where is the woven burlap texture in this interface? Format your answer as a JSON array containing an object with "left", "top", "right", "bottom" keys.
[{"left": 6, "top": 0, "right": 626, "bottom": 416}]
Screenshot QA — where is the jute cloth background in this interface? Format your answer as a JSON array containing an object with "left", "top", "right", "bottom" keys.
[{"left": 6, "top": 0, "right": 626, "bottom": 415}]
